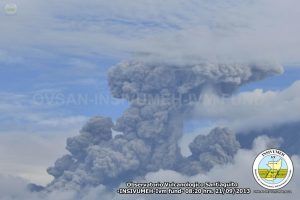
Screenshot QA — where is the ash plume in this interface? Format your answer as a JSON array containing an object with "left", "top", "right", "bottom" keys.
[
  {"left": 181, "top": 127, "right": 240, "bottom": 175},
  {"left": 45, "top": 61, "right": 282, "bottom": 192}
]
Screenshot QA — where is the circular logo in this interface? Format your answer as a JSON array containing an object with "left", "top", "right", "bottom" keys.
[
  {"left": 4, "top": 3, "right": 17, "bottom": 15},
  {"left": 253, "top": 149, "right": 293, "bottom": 190}
]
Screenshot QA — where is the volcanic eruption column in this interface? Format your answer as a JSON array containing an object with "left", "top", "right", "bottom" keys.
[{"left": 46, "top": 61, "right": 282, "bottom": 191}]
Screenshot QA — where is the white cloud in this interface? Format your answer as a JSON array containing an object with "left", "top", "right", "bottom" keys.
[
  {"left": 0, "top": 92, "right": 88, "bottom": 185},
  {"left": 0, "top": 132, "right": 76, "bottom": 185},
  {"left": 193, "top": 80, "right": 300, "bottom": 132},
  {"left": 1, "top": 0, "right": 300, "bottom": 64},
  {"left": 0, "top": 175, "right": 31, "bottom": 200},
  {"left": 0, "top": 50, "right": 23, "bottom": 64}
]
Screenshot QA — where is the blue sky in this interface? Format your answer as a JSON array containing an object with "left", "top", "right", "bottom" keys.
[{"left": 0, "top": 56, "right": 128, "bottom": 118}]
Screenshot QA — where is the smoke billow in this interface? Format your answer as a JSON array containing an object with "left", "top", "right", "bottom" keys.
[
  {"left": 182, "top": 127, "right": 240, "bottom": 175},
  {"left": 44, "top": 61, "right": 282, "bottom": 193}
]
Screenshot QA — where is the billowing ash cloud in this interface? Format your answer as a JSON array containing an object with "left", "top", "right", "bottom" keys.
[
  {"left": 181, "top": 128, "right": 240, "bottom": 175},
  {"left": 108, "top": 61, "right": 283, "bottom": 98},
  {"left": 45, "top": 61, "right": 282, "bottom": 192}
]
